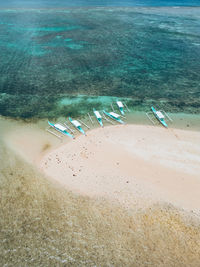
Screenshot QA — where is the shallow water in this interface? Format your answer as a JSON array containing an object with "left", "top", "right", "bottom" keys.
[{"left": 0, "top": 7, "right": 200, "bottom": 119}]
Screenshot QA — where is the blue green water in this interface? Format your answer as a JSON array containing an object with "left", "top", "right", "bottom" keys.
[
  {"left": 0, "top": 7, "right": 200, "bottom": 118},
  {"left": 1, "top": 0, "right": 200, "bottom": 8}
]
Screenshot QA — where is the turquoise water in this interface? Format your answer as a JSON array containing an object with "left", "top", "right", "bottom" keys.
[
  {"left": 0, "top": 7, "right": 200, "bottom": 118},
  {"left": 1, "top": 0, "right": 200, "bottom": 8}
]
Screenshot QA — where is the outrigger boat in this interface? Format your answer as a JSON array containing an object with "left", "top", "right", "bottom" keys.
[
  {"left": 151, "top": 107, "right": 168, "bottom": 128},
  {"left": 116, "top": 101, "right": 125, "bottom": 115},
  {"left": 93, "top": 109, "right": 103, "bottom": 127},
  {"left": 69, "top": 117, "right": 86, "bottom": 135},
  {"left": 103, "top": 111, "right": 124, "bottom": 124},
  {"left": 48, "top": 121, "right": 74, "bottom": 138}
]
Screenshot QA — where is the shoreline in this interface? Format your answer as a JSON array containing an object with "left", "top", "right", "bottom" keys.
[{"left": 1, "top": 110, "right": 200, "bottom": 161}]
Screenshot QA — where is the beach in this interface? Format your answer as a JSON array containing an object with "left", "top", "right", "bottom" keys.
[
  {"left": 1, "top": 116, "right": 200, "bottom": 265},
  {"left": 3, "top": 116, "right": 200, "bottom": 214},
  {"left": 39, "top": 124, "right": 200, "bottom": 214}
]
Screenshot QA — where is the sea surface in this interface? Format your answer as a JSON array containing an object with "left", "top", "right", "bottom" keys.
[
  {"left": 0, "top": 5, "right": 200, "bottom": 118},
  {"left": 1, "top": 0, "right": 200, "bottom": 8}
]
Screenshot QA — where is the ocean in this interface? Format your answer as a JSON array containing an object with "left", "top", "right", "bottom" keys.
[
  {"left": 0, "top": 3, "right": 200, "bottom": 119},
  {"left": 1, "top": 0, "right": 200, "bottom": 8}
]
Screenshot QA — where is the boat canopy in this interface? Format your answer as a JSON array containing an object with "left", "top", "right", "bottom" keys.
[
  {"left": 94, "top": 110, "right": 102, "bottom": 118},
  {"left": 117, "top": 101, "right": 124, "bottom": 108},
  {"left": 156, "top": 111, "right": 164, "bottom": 119},
  {"left": 54, "top": 124, "right": 66, "bottom": 131},
  {"left": 72, "top": 120, "right": 81, "bottom": 127},
  {"left": 110, "top": 112, "right": 120, "bottom": 118}
]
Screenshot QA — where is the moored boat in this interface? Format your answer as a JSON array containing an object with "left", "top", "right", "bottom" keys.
[
  {"left": 116, "top": 101, "right": 125, "bottom": 115},
  {"left": 151, "top": 107, "right": 168, "bottom": 128},
  {"left": 69, "top": 117, "right": 86, "bottom": 135},
  {"left": 103, "top": 111, "right": 124, "bottom": 124},
  {"left": 48, "top": 121, "right": 74, "bottom": 138},
  {"left": 93, "top": 109, "right": 103, "bottom": 127}
]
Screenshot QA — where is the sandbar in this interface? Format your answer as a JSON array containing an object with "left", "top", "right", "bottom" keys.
[{"left": 38, "top": 124, "right": 200, "bottom": 214}]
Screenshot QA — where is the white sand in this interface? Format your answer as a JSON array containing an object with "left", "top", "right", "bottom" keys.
[{"left": 38, "top": 124, "right": 200, "bottom": 213}]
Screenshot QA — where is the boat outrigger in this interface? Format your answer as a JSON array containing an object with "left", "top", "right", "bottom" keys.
[
  {"left": 48, "top": 121, "right": 74, "bottom": 138},
  {"left": 116, "top": 101, "right": 125, "bottom": 115},
  {"left": 151, "top": 107, "right": 168, "bottom": 128},
  {"left": 93, "top": 109, "right": 103, "bottom": 127},
  {"left": 103, "top": 111, "right": 124, "bottom": 124},
  {"left": 69, "top": 117, "right": 86, "bottom": 135}
]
